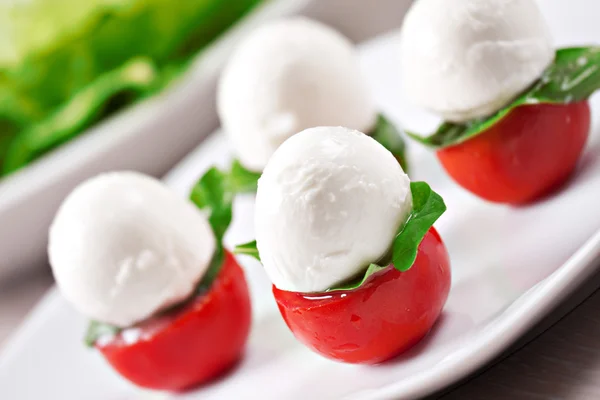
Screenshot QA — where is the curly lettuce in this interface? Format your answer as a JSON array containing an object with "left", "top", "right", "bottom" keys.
[{"left": 0, "top": 0, "right": 262, "bottom": 176}]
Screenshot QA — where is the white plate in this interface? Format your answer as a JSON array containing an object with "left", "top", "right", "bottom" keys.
[
  {"left": 0, "top": 0, "right": 411, "bottom": 281},
  {"left": 2, "top": 1, "right": 600, "bottom": 399}
]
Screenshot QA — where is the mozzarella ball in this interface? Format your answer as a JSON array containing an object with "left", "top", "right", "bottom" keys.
[
  {"left": 255, "top": 126, "right": 412, "bottom": 293},
  {"left": 218, "top": 17, "right": 376, "bottom": 171},
  {"left": 48, "top": 172, "right": 216, "bottom": 327},
  {"left": 400, "top": 0, "right": 554, "bottom": 122}
]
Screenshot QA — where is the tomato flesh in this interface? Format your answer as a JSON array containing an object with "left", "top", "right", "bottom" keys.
[
  {"left": 437, "top": 101, "right": 591, "bottom": 204},
  {"left": 97, "top": 251, "right": 251, "bottom": 391},
  {"left": 273, "top": 228, "right": 450, "bottom": 364}
]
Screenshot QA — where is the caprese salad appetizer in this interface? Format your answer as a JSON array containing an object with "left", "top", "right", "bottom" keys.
[
  {"left": 48, "top": 171, "right": 252, "bottom": 391},
  {"left": 401, "top": 0, "right": 600, "bottom": 204},
  {"left": 218, "top": 17, "right": 408, "bottom": 174},
  {"left": 235, "top": 126, "right": 451, "bottom": 364}
]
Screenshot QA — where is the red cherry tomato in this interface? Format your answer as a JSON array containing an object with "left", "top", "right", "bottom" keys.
[
  {"left": 97, "top": 251, "right": 251, "bottom": 391},
  {"left": 437, "top": 101, "right": 591, "bottom": 204},
  {"left": 273, "top": 227, "right": 450, "bottom": 364}
]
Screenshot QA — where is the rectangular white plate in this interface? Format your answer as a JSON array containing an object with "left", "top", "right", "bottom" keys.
[{"left": 1, "top": 1, "right": 600, "bottom": 399}]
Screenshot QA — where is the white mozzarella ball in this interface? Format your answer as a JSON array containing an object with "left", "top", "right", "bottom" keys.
[
  {"left": 255, "top": 126, "right": 412, "bottom": 293},
  {"left": 48, "top": 172, "right": 216, "bottom": 327},
  {"left": 400, "top": 0, "right": 554, "bottom": 122},
  {"left": 218, "top": 17, "right": 376, "bottom": 171}
]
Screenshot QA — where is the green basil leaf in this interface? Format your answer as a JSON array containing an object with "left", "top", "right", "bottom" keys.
[
  {"left": 241, "top": 182, "right": 445, "bottom": 293},
  {"left": 187, "top": 163, "right": 238, "bottom": 299},
  {"left": 328, "top": 181, "right": 445, "bottom": 290},
  {"left": 408, "top": 47, "right": 600, "bottom": 149},
  {"left": 371, "top": 114, "right": 409, "bottom": 173},
  {"left": 84, "top": 321, "right": 121, "bottom": 348},
  {"left": 186, "top": 158, "right": 260, "bottom": 295},
  {"left": 233, "top": 241, "right": 391, "bottom": 292},
  {"left": 187, "top": 160, "right": 253, "bottom": 295},
  {"left": 326, "top": 263, "right": 389, "bottom": 292},
  {"left": 194, "top": 244, "right": 225, "bottom": 295},
  {"left": 234, "top": 240, "right": 261, "bottom": 261},
  {"left": 190, "top": 167, "right": 234, "bottom": 241},
  {"left": 532, "top": 47, "right": 600, "bottom": 102},
  {"left": 229, "top": 159, "right": 261, "bottom": 193},
  {"left": 392, "top": 182, "right": 446, "bottom": 271},
  {"left": 189, "top": 159, "right": 260, "bottom": 240}
]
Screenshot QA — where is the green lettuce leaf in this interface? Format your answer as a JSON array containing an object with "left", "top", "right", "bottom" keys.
[
  {"left": 0, "top": 0, "right": 262, "bottom": 176},
  {"left": 3, "top": 58, "right": 159, "bottom": 174},
  {"left": 408, "top": 47, "right": 600, "bottom": 149}
]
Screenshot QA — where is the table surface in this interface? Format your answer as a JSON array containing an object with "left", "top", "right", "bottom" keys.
[
  {"left": 2, "top": 267, "right": 599, "bottom": 400},
  {"left": 439, "top": 279, "right": 600, "bottom": 400}
]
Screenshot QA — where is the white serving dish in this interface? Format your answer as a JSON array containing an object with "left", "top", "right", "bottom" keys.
[
  {"left": 1, "top": 1, "right": 600, "bottom": 399},
  {"left": 0, "top": 0, "right": 412, "bottom": 281}
]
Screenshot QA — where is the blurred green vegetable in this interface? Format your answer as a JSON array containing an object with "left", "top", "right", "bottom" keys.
[{"left": 0, "top": 0, "right": 262, "bottom": 176}]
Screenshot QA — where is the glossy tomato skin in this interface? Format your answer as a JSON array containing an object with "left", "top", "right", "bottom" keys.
[
  {"left": 437, "top": 102, "right": 591, "bottom": 204},
  {"left": 273, "top": 228, "right": 450, "bottom": 364},
  {"left": 97, "top": 251, "right": 251, "bottom": 391}
]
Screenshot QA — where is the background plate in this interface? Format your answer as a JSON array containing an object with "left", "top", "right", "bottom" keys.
[{"left": 1, "top": 1, "right": 600, "bottom": 399}]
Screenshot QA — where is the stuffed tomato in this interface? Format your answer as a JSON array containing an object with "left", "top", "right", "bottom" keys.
[
  {"left": 401, "top": 0, "right": 599, "bottom": 204},
  {"left": 273, "top": 227, "right": 450, "bottom": 364},
  {"left": 236, "top": 126, "right": 450, "bottom": 364},
  {"left": 96, "top": 251, "right": 250, "bottom": 391},
  {"left": 48, "top": 172, "right": 251, "bottom": 391},
  {"left": 436, "top": 101, "right": 591, "bottom": 204}
]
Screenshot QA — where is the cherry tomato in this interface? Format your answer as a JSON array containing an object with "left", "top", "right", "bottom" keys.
[
  {"left": 437, "top": 101, "right": 591, "bottom": 204},
  {"left": 97, "top": 251, "right": 251, "bottom": 391},
  {"left": 273, "top": 227, "right": 450, "bottom": 364}
]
